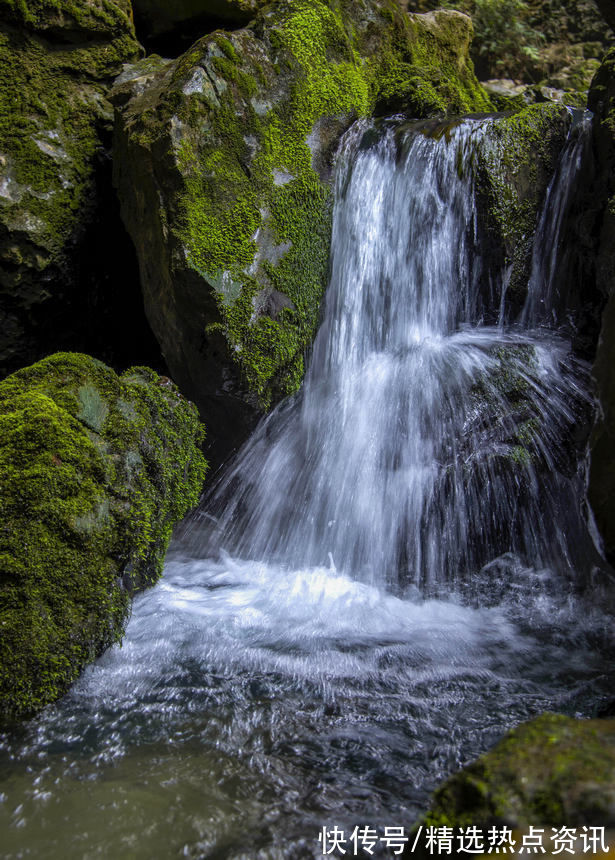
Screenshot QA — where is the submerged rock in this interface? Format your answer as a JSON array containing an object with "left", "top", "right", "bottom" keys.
[
  {"left": 418, "top": 713, "right": 615, "bottom": 838},
  {"left": 111, "top": 0, "right": 490, "bottom": 463},
  {"left": 0, "top": 352, "right": 207, "bottom": 719},
  {"left": 0, "top": 0, "right": 140, "bottom": 378}
]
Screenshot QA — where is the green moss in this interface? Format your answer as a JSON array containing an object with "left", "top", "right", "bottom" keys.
[
  {"left": 370, "top": 9, "right": 491, "bottom": 115},
  {"left": 0, "top": 0, "right": 139, "bottom": 350},
  {"left": 480, "top": 103, "right": 570, "bottom": 249},
  {"left": 0, "top": 353, "right": 207, "bottom": 718},
  {"left": 471, "top": 344, "right": 540, "bottom": 467},
  {"left": 0, "top": 29, "right": 101, "bottom": 247},
  {"left": 420, "top": 714, "right": 615, "bottom": 830},
  {"left": 477, "top": 102, "right": 571, "bottom": 301},
  {"left": 139, "top": 0, "right": 491, "bottom": 408},
  {"left": 0, "top": 0, "right": 134, "bottom": 33}
]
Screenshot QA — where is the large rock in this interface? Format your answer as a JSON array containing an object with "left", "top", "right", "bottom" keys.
[
  {"left": 475, "top": 103, "right": 572, "bottom": 315},
  {"left": 418, "top": 713, "right": 615, "bottom": 841},
  {"left": 0, "top": 0, "right": 140, "bottom": 378},
  {"left": 408, "top": 0, "right": 612, "bottom": 96},
  {"left": 587, "top": 49, "right": 615, "bottom": 563},
  {"left": 0, "top": 352, "right": 207, "bottom": 718},
  {"left": 111, "top": 0, "right": 491, "bottom": 462}
]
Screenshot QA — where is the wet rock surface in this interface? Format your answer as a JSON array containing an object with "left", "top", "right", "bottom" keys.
[
  {"left": 0, "top": 351, "right": 207, "bottom": 718},
  {"left": 111, "top": 0, "right": 490, "bottom": 464}
]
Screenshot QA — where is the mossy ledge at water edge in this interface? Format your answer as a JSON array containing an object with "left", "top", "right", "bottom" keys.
[
  {"left": 414, "top": 713, "right": 615, "bottom": 845},
  {"left": 111, "top": 0, "right": 491, "bottom": 462},
  {"left": 0, "top": 352, "right": 207, "bottom": 719}
]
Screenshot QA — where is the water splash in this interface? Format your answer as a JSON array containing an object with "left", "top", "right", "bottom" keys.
[{"left": 187, "top": 118, "right": 597, "bottom": 589}]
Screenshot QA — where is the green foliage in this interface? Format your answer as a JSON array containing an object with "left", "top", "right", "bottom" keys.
[
  {"left": 472, "top": 0, "right": 545, "bottom": 80},
  {"left": 432, "top": 0, "right": 545, "bottom": 80},
  {"left": 0, "top": 353, "right": 207, "bottom": 719}
]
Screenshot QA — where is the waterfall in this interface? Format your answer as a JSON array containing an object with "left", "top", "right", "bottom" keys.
[
  {"left": 2, "top": 114, "right": 613, "bottom": 860},
  {"left": 187, "top": 116, "right": 596, "bottom": 591}
]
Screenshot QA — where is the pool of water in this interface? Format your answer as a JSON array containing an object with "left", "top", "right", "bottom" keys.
[{"left": 1, "top": 551, "right": 613, "bottom": 858}]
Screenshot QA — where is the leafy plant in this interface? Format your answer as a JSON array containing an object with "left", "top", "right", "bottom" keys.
[{"left": 471, "top": 0, "right": 545, "bottom": 81}]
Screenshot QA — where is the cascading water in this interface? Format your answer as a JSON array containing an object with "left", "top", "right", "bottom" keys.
[
  {"left": 189, "top": 116, "right": 596, "bottom": 589},
  {"left": 1, "top": 116, "right": 614, "bottom": 860}
]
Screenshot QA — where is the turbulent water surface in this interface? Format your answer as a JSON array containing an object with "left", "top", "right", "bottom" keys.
[{"left": 2, "top": 116, "right": 614, "bottom": 859}]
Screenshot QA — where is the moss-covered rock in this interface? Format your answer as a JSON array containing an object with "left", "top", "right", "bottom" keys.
[
  {"left": 409, "top": 0, "right": 613, "bottom": 108},
  {"left": 418, "top": 713, "right": 615, "bottom": 840},
  {"left": 475, "top": 103, "right": 571, "bottom": 312},
  {"left": 0, "top": 352, "right": 207, "bottom": 719},
  {"left": 413, "top": 105, "right": 573, "bottom": 321},
  {"left": 111, "top": 0, "right": 491, "bottom": 463},
  {"left": 0, "top": 0, "right": 140, "bottom": 377},
  {"left": 468, "top": 343, "right": 542, "bottom": 466}
]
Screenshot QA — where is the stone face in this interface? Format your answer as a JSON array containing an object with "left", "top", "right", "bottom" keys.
[
  {"left": 0, "top": 0, "right": 140, "bottom": 378},
  {"left": 475, "top": 103, "right": 572, "bottom": 315},
  {"left": 112, "top": 0, "right": 491, "bottom": 462},
  {"left": 588, "top": 48, "right": 615, "bottom": 563},
  {"left": 418, "top": 713, "right": 615, "bottom": 838},
  {"left": 0, "top": 352, "right": 207, "bottom": 718}
]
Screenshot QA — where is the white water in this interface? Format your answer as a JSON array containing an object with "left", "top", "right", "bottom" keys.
[
  {"left": 1, "top": 116, "right": 614, "bottom": 860},
  {"left": 187, "top": 117, "right": 596, "bottom": 586}
]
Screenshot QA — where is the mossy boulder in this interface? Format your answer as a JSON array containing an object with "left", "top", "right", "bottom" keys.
[
  {"left": 418, "top": 713, "right": 615, "bottom": 840},
  {"left": 0, "top": 352, "right": 207, "bottom": 719},
  {"left": 0, "top": 0, "right": 140, "bottom": 377},
  {"left": 414, "top": 105, "right": 573, "bottom": 320},
  {"left": 111, "top": 0, "right": 491, "bottom": 463},
  {"left": 475, "top": 103, "right": 572, "bottom": 314},
  {"left": 409, "top": 0, "right": 612, "bottom": 108},
  {"left": 468, "top": 344, "right": 544, "bottom": 469}
]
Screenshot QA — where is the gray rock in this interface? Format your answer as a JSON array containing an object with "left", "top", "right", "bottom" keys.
[{"left": 111, "top": 0, "right": 491, "bottom": 463}]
